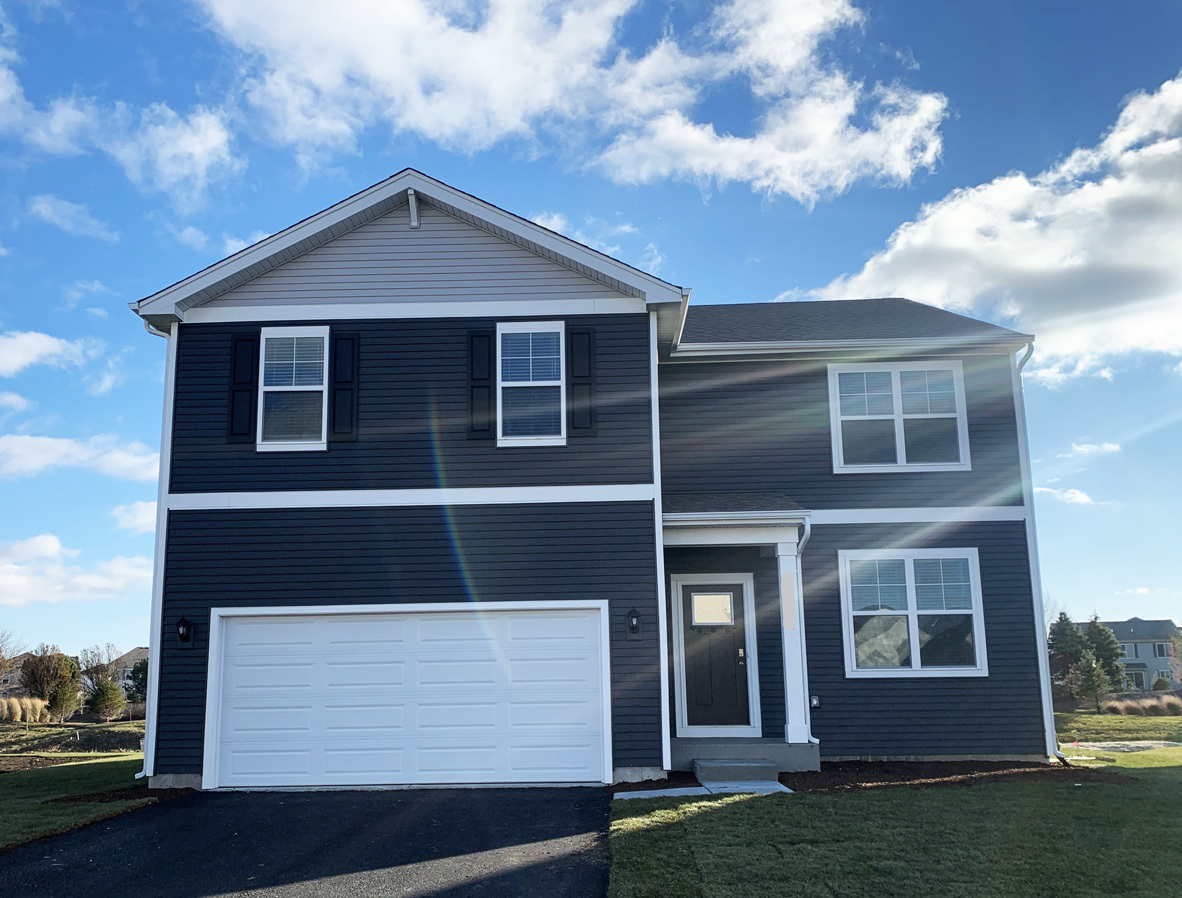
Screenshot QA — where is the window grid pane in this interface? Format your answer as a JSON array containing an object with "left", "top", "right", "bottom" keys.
[
  {"left": 914, "top": 557, "right": 973, "bottom": 610},
  {"left": 502, "top": 331, "right": 560, "bottom": 384},
  {"left": 853, "top": 615, "right": 911, "bottom": 669},
  {"left": 849, "top": 559, "right": 908, "bottom": 611}
]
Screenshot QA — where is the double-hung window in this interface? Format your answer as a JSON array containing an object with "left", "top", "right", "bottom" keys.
[
  {"left": 838, "top": 548, "right": 988, "bottom": 677},
  {"left": 258, "top": 326, "right": 329, "bottom": 450},
  {"left": 828, "top": 361, "right": 970, "bottom": 473},
  {"left": 1154, "top": 642, "right": 1170, "bottom": 658},
  {"left": 496, "top": 321, "right": 565, "bottom": 446}
]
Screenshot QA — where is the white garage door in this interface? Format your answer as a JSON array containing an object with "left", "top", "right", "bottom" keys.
[{"left": 211, "top": 607, "right": 608, "bottom": 788}]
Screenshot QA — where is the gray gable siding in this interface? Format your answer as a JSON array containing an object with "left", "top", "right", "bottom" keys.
[
  {"left": 659, "top": 353, "right": 1022, "bottom": 508},
  {"left": 204, "top": 203, "right": 629, "bottom": 307},
  {"left": 803, "top": 521, "right": 1045, "bottom": 757},
  {"left": 169, "top": 314, "right": 652, "bottom": 492},
  {"left": 664, "top": 547, "right": 786, "bottom": 739},
  {"left": 154, "top": 502, "right": 662, "bottom": 775}
]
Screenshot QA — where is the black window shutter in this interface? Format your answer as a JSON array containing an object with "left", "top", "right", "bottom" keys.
[
  {"left": 227, "top": 334, "right": 258, "bottom": 443},
  {"left": 568, "top": 328, "right": 595, "bottom": 433},
  {"left": 468, "top": 329, "right": 496, "bottom": 439},
  {"left": 329, "top": 334, "right": 359, "bottom": 442}
]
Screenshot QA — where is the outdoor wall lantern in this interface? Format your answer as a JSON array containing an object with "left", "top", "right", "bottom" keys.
[
  {"left": 810, "top": 695, "right": 821, "bottom": 709},
  {"left": 627, "top": 608, "right": 641, "bottom": 635},
  {"left": 176, "top": 616, "right": 194, "bottom": 647}
]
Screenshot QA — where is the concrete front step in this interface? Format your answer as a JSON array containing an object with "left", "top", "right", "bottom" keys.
[{"left": 693, "top": 758, "right": 780, "bottom": 783}]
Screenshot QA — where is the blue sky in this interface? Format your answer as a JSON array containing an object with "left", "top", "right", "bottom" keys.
[{"left": 1, "top": 1, "right": 1179, "bottom": 656}]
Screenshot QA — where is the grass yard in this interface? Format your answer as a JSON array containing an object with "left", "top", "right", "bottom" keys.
[
  {"left": 609, "top": 748, "right": 1182, "bottom": 898},
  {"left": 1055, "top": 710, "right": 1182, "bottom": 743},
  {"left": 0, "top": 720, "right": 145, "bottom": 754},
  {"left": 0, "top": 757, "right": 153, "bottom": 851}
]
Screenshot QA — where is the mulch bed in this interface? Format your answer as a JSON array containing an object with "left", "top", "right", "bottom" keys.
[
  {"left": 48, "top": 785, "right": 195, "bottom": 805},
  {"left": 613, "top": 770, "right": 702, "bottom": 793},
  {"left": 780, "top": 759, "right": 1133, "bottom": 793}
]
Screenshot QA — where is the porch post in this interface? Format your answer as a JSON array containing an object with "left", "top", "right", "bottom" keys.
[{"left": 776, "top": 540, "right": 812, "bottom": 743}]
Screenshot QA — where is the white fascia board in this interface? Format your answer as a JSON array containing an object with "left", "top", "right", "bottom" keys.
[
  {"left": 136, "top": 169, "right": 684, "bottom": 319},
  {"left": 167, "top": 483, "right": 656, "bottom": 511}
]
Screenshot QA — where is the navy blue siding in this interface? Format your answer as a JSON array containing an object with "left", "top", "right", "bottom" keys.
[
  {"left": 803, "top": 521, "right": 1046, "bottom": 757},
  {"left": 659, "top": 353, "right": 1022, "bottom": 508},
  {"left": 664, "top": 547, "right": 785, "bottom": 739},
  {"left": 155, "top": 502, "right": 661, "bottom": 774},
  {"left": 169, "top": 314, "right": 652, "bottom": 493}
]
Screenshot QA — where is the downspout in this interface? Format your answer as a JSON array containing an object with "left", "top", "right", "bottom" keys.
[
  {"left": 794, "top": 517, "right": 818, "bottom": 744},
  {"left": 143, "top": 320, "right": 169, "bottom": 339}
]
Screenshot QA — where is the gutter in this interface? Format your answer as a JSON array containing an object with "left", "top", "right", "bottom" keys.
[{"left": 670, "top": 335, "right": 1034, "bottom": 360}]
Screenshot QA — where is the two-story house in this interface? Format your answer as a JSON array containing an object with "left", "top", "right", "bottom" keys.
[
  {"left": 130, "top": 170, "right": 1056, "bottom": 789},
  {"left": 1090, "top": 619, "right": 1179, "bottom": 690}
]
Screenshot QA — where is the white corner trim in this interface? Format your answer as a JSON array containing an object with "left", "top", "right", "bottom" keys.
[
  {"left": 1011, "top": 353, "right": 1058, "bottom": 757},
  {"left": 669, "top": 573, "right": 762, "bottom": 739},
  {"left": 650, "top": 313, "right": 672, "bottom": 772},
  {"left": 200, "top": 599, "right": 614, "bottom": 790},
  {"left": 182, "top": 298, "right": 645, "bottom": 324},
  {"left": 809, "top": 507, "right": 1026, "bottom": 525},
  {"left": 837, "top": 547, "right": 989, "bottom": 679},
  {"left": 143, "top": 321, "right": 178, "bottom": 778},
  {"left": 827, "top": 360, "right": 971, "bottom": 474},
  {"left": 167, "top": 483, "right": 655, "bottom": 511}
]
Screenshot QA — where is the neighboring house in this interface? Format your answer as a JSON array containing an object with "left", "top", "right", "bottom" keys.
[
  {"left": 0, "top": 652, "right": 32, "bottom": 699},
  {"left": 130, "top": 170, "right": 1055, "bottom": 790},
  {"left": 112, "top": 647, "right": 150, "bottom": 689},
  {"left": 1083, "top": 619, "right": 1179, "bottom": 690}
]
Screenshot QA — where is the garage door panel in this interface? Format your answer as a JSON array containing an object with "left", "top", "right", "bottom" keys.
[{"left": 215, "top": 608, "right": 607, "bottom": 787}]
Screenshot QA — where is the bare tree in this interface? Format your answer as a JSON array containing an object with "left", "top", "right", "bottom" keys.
[
  {"left": 1042, "top": 591, "right": 1067, "bottom": 632},
  {"left": 0, "top": 628, "right": 26, "bottom": 685}
]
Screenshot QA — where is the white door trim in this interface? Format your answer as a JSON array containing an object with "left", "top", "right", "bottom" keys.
[
  {"left": 201, "top": 600, "right": 613, "bottom": 790},
  {"left": 670, "top": 574, "right": 761, "bottom": 739}
]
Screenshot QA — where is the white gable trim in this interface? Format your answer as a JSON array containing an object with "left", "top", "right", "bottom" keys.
[{"left": 134, "top": 170, "right": 684, "bottom": 320}]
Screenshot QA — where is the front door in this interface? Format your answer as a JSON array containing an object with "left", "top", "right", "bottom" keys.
[{"left": 681, "top": 583, "right": 750, "bottom": 727}]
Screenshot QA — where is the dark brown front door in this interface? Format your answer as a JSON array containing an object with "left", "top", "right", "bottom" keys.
[{"left": 682, "top": 583, "right": 750, "bottom": 727}]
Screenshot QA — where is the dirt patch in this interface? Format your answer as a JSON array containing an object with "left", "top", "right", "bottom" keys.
[
  {"left": 0, "top": 756, "right": 97, "bottom": 773},
  {"left": 780, "top": 759, "right": 1133, "bottom": 793},
  {"left": 612, "top": 770, "right": 702, "bottom": 793},
  {"left": 48, "top": 784, "right": 194, "bottom": 805}
]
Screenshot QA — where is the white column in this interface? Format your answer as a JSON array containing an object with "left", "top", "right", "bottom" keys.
[{"left": 777, "top": 540, "right": 813, "bottom": 744}]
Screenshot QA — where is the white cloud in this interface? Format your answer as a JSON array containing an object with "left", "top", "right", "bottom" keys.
[
  {"left": 0, "top": 391, "right": 30, "bottom": 412},
  {"left": 84, "top": 353, "right": 127, "bottom": 396},
  {"left": 0, "top": 330, "right": 99, "bottom": 376},
  {"left": 641, "top": 242, "right": 664, "bottom": 274},
  {"left": 532, "top": 212, "right": 570, "bottom": 233},
  {"left": 111, "top": 500, "right": 157, "bottom": 535},
  {"left": 85, "top": 307, "right": 108, "bottom": 318},
  {"left": 1034, "top": 486, "right": 1095, "bottom": 505},
  {"left": 222, "top": 230, "right": 271, "bottom": 257},
  {"left": 1057, "top": 442, "right": 1121, "bottom": 459},
  {"left": 63, "top": 278, "right": 115, "bottom": 306},
  {"left": 27, "top": 194, "right": 118, "bottom": 242},
  {"left": 169, "top": 223, "right": 209, "bottom": 250},
  {"left": 0, "top": 534, "right": 152, "bottom": 607},
  {"left": 196, "top": 0, "right": 945, "bottom": 201},
  {"left": 0, "top": 28, "right": 96, "bottom": 155},
  {"left": 99, "top": 103, "right": 244, "bottom": 214},
  {"left": 819, "top": 71, "right": 1182, "bottom": 382},
  {"left": 0, "top": 434, "right": 158, "bottom": 481}
]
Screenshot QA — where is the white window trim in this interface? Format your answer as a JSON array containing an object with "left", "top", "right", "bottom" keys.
[
  {"left": 496, "top": 320, "right": 566, "bottom": 447},
  {"left": 1154, "top": 642, "right": 1170, "bottom": 658},
  {"left": 669, "top": 573, "right": 762, "bottom": 738},
  {"left": 838, "top": 547, "right": 988, "bottom": 678},
  {"left": 257, "top": 325, "right": 330, "bottom": 452},
  {"left": 828, "top": 361, "right": 971, "bottom": 474}
]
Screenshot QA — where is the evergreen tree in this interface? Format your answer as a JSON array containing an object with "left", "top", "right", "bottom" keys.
[
  {"left": 20, "top": 644, "right": 73, "bottom": 701},
  {"left": 1047, "top": 612, "right": 1086, "bottom": 682},
  {"left": 87, "top": 679, "right": 126, "bottom": 721},
  {"left": 125, "top": 659, "right": 149, "bottom": 703},
  {"left": 47, "top": 676, "right": 81, "bottom": 723},
  {"left": 1084, "top": 616, "right": 1125, "bottom": 685},
  {"left": 1067, "top": 649, "right": 1114, "bottom": 712}
]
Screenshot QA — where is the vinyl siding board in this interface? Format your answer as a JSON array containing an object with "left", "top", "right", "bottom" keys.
[
  {"left": 155, "top": 502, "right": 661, "bottom": 774},
  {"left": 664, "top": 547, "right": 786, "bottom": 738},
  {"left": 169, "top": 314, "right": 652, "bottom": 492},
  {"left": 802, "top": 521, "right": 1045, "bottom": 757},
  {"left": 659, "top": 353, "right": 1022, "bottom": 508},
  {"left": 204, "top": 204, "right": 627, "bottom": 306}
]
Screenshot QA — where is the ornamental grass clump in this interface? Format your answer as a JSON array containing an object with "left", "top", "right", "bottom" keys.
[
  {"left": 6, "top": 697, "right": 22, "bottom": 721},
  {"left": 1101, "top": 700, "right": 1130, "bottom": 715},
  {"left": 1160, "top": 695, "right": 1182, "bottom": 716}
]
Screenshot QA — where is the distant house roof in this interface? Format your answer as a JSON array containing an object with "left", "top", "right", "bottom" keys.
[
  {"left": 113, "top": 647, "right": 149, "bottom": 669},
  {"left": 678, "top": 299, "right": 1030, "bottom": 347},
  {"left": 1081, "top": 618, "right": 1179, "bottom": 641}
]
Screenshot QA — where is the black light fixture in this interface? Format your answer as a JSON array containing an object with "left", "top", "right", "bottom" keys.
[
  {"left": 627, "top": 608, "right": 641, "bottom": 635},
  {"left": 810, "top": 695, "right": 821, "bottom": 709},
  {"left": 176, "top": 616, "right": 194, "bottom": 646}
]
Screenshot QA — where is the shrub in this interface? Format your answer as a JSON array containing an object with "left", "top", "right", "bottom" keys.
[
  {"left": 29, "top": 697, "right": 48, "bottom": 722},
  {"left": 7, "top": 696, "right": 22, "bottom": 721},
  {"left": 1151, "top": 677, "right": 1172, "bottom": 691},
  {"left": 1143, "top": 697, "right": 1169, "bottom": 716},
  {"left": 0, "top": 698, "right": 7, "bottom": 720},
  {"left": 19, "top": 697, "right": 33, "bottom": 721},
  {"left": 1101, "top": 700, "right": 1128, "bottom": 715},
  {"left": 1162, "top": 695, "right": 1182, "bottom": 716},
  {"left": 87, "top": 679, "right": 126, "bottom": 721}
]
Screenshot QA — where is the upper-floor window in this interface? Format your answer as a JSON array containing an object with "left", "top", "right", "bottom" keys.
[
  {"left": 496, "top": 321, "right": 566, "bottom": 447},
  {"left": 258, "top": 326, "right": 329, "bottom": 451},
  {"left": 1154, "top": 642, "right": 1171, "bottom": 658},
  {"left": 1119, "top": 643, "right": 1132, "bottom": 658},
  {"left": 827, "top": 361, "right": 971, "bottom": 474},
  {"left": 838, "top": 548, "right": 988, "bottom": 678}
]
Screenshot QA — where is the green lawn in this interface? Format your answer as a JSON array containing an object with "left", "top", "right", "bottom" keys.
[
  {"left": 0, "top": 720, "right": 145, "bottom": 754},
  {"left": 0, "top": 757, "right": 152, "bottom": 850},
  {"left": 609, "top": 748, "right": 1182, "bottom": 898},
  {"left": 1055, "top": 710, "right": 1182, "bottom": 743}
]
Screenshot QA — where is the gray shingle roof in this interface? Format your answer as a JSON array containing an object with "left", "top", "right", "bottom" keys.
[
  {"left": 680, "top": 299, "right": 1030, "bottom": 345},
  {"left": 1080, "top": 618, "right": 1179, "bottom": 641}
]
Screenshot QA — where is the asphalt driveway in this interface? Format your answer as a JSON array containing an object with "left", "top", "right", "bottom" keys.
[{"left": 0, "top": 787, "right": 612, "bottom": 897}]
